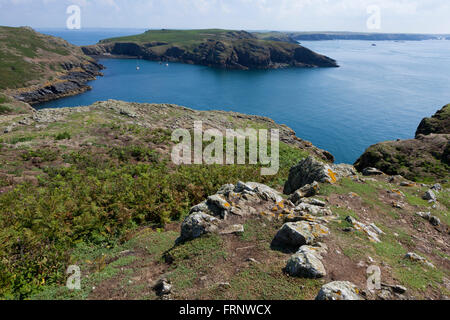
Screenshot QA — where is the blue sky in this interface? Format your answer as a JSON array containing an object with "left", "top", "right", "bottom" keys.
[{"left": 0, "top": 0, "right": 449, "bottom": 33}]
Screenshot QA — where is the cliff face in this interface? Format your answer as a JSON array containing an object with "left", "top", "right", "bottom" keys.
[
  {"left": 82, "top": 30, "right": 338, "bottom": 70},
  {"left": 12, "top": 60, "right": 104, "bottom": 105},
  {"left": 416, "top": 104, "right": 450, "bottom": 137},
  {"left": 0, "top": 26, "right": 104, "bottom": 105},
  {"left": 355, "top": 104, "right": 450, "bottom": 182}
]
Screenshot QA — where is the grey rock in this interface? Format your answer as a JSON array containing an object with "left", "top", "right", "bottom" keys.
[
  {"left": 315, "top": 281, "right": 363, "bottom": 300},
  {"left": 294, "top": 203, "right": 333, "bottom": 216},
  {"left": 416, "top": 211, "right": 431, "bottom": 220},
  {"left": 216, "top": 184, "right": 235, "bottom": 195},
  {"left": 4, "top": 126, "right": 14, "bottom": 133},
  {"left": 431, "top": 183, "right": 442, "bottom": 192},
  {"left": 220, "top": 224, "right": 244, "bottom": 235},
  {"left": 405, "top": 252, "right": 435, "bottom": 268},
  {"left": 207, "top": 194, "right": 232, "bottom": 218},
  {"left": 286, "top": 245, "right": 327, "bottom": 278},
  {"left": 423, "top": 189, "right": 436, "bottom": 201},
  {"left": 273, "top": 221, "right": 330, "bottom": 248},
  {"left": 153, "top": 278, "right": 172, "bottom": 296},
  {"left": 180, "top": 212, "right": 220, "bottom": 241},
  {"left": 284, "top": 156, "right": 337, "bottom": 195},
  {"left": 288, "top": 181, "right": 320, "bottom": 204},
  {"left": 245, "top": 182, "right": 283, "bottom": 203},
  {"left": 430, "top": 216, "right": 441, "bottom": 226},
  {"left": 304, "top": 198, "right": 327, "bottom": 207}
]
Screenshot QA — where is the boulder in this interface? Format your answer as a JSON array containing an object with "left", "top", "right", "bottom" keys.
[
  {"left": 190, "top": 195, "right": 231, "bottom": 219},
  {"left": 180, "top": 212, "right": 220, "bottom": 241},
  {"left": 273, "top": 221, "right": 329, "bottom": 248},
  {"left": 431, "top": 183, "right": 442, "bottom": 192},
  {"left": 288, "top": 181, "right": 320, "bottom": 204},
  {"left": 207, "top": 194, "right": 232, "bottom": 218},
  {"left": 315, "top": 281, "right": 363, "bottom": 300},
  {"left": 404, "top": 252, "right": 435, "bottom": 268},
  {"left": 238, "top": 182, "right": 283, "bottom": 203},
  {"left": 153, "top": 278, "right": 172, "bottom": 296},
  {"left": 285, "top": 245, "right": 327, "bottom": 278},
  {"left": 294, "top": 203, "right": 333, "bottom": 216},
  {"left": 423, "top": 189, "right": 437, "bottom": 201},
  {"left": 345, "top": 216, "right": 383, "bottom": 243},
  {"left": 301, "top": 198, "right": 327, "bottom": 207},
  {"left": 284, "top": 157, "right": 337, "bottom": 194},
  {"left": 430, "top": 216, "right": 441, "bottom": 226},
  {"left": 216, "top": 184, "right": 236, "bottom": 195}
]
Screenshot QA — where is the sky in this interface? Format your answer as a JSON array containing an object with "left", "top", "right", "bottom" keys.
[{"left": 0, "top": 0, "right": 449, "bottom": 33}]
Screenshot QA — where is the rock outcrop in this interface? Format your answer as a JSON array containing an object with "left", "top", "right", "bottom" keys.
[
  {"left": 272, "top": 221, "right": 330, "bottom": 248},
  {"left": 283, "top": 156, "right": 357, "bottom": 194},
  {"left": 416, "top": 104, "right": 450, "bottom": 136},
  {"left": 315, "top": 281, "right": 364, "bottom": 300},
  {"left": 13, "top": 60, "right": 104, "bottom": 105},
  {"left": 285, "top": 244, "right": 327, "bottom": 278},
  {"left": 355, "top": 104, "right": 450, "bottom": 182}
]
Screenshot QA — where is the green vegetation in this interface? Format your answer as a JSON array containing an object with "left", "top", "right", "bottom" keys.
[
  {"left": 101, "top": 29, "right": 236, "bottom": 45},
  {"left": 0, "top": 104, "right": 12, "bottom": 114},
  {"left": 0, "top": 26, "right": 88, "bottom": 90},
  {"left": 0, "top": 129, "right": 307, "bottom": 299},
  {"left": 54, "top": 131, "right": 72, "bottom": 141}
]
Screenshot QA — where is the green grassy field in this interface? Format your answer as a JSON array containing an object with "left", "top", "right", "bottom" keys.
[{"left": 101, "top": 29, "right": 237, "bottom": 44}]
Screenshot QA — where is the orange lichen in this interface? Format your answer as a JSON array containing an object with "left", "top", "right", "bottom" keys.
[{"left": 327, "top": 169, "right": 337, "bottom": 184}]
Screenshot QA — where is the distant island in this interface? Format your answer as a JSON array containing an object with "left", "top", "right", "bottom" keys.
[
  {"left": 255, "top": 31, "right": 450, "bottom": 42},
  {"left": 81, "top": 29, "right": 338, "bottom": 70}
]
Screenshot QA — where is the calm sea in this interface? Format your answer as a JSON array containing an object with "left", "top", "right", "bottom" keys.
[{"left": 35, "top": 29, "right": 450, "bottom": 164}]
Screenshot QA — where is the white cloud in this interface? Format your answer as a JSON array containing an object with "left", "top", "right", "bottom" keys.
[{"left": 0, "top": 0, "right": 449, "bottom": 33}]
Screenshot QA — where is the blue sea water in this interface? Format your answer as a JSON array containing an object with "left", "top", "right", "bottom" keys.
[{"left": 36, "top": 29, "right": 450, "bottom": 164}]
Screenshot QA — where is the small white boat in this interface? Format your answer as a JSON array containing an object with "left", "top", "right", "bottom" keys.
[
  {"left": 165, "top": 63, "right": 169, "bottom": 67},
  {"left": 136, "top": 66, "right": 140, "bottom": 70}
]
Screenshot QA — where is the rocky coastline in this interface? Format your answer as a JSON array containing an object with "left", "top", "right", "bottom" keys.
[{"left": 11, "top": 60, "right": 104, "bottom": 105}]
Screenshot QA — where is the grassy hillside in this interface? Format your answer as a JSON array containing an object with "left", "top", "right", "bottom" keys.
[
  {"left": 0, "top": 26, "right": 99, "bottom": 92},
  {"left": 101, "top": 28, "right": 242, "bottom": 44},
  {"left": 1, "top": 100, "right": 448, "bottom": 300}
]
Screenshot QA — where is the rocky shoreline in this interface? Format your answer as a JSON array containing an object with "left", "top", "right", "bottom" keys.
[{"left": 11, "top": 60, "right": 104, "bottom": 105}]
